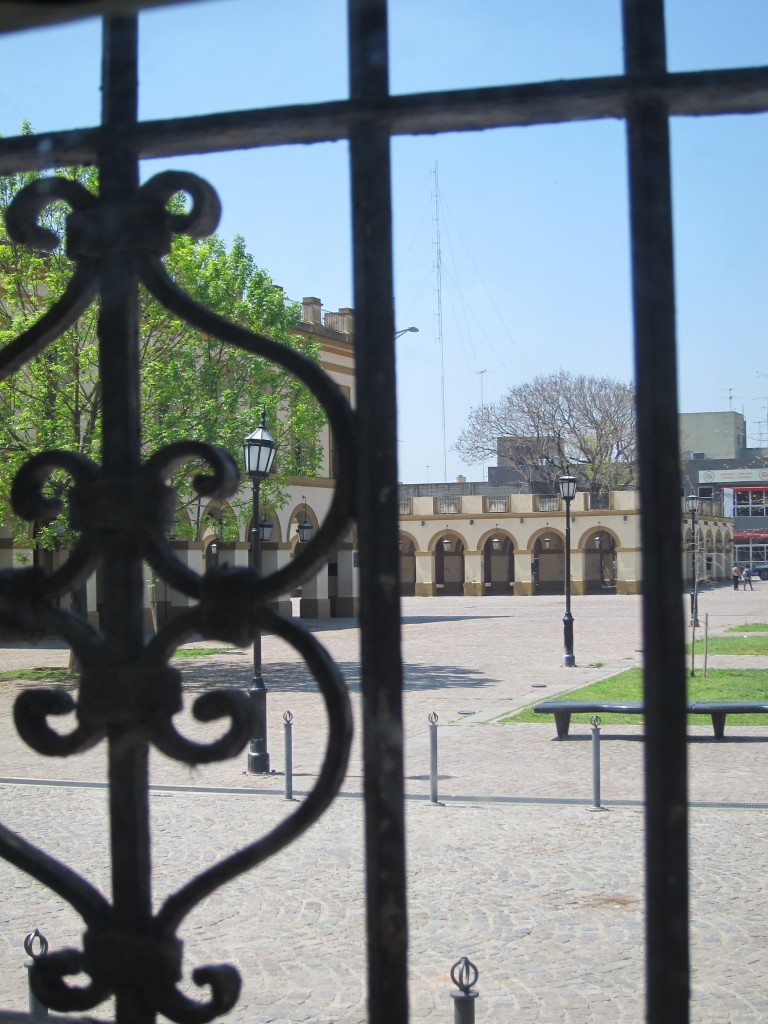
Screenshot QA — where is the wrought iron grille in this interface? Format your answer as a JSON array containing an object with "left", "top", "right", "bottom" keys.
[
  {"left": 536, "top": 494, "right": 561, "bottom": 513},
  {"left": 484, "top": 495, "right": 509, "bottom": 514},
  {"left": 0, "top": 2, "right": 764, "bottom": 1023},
  {"left": 435, "top": 496, "right": 460, "bottom": 515},
  {"left": 587, "top": 491, "right": 612, "bottom": 511}
]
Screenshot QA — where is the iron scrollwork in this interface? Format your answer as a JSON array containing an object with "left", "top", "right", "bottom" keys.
[{"left": 0, "top": 168, "right": 355, "bottom": 1021}]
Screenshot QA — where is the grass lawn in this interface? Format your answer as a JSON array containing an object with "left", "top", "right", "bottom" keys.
[
  {"left": 0, "top": 647, "right": 238, "bottom": 684},
  {"left": 726, "top": 623, "right": 768, "bottom": 633},
  {"left": 172, "top": 647, "right": 239, "bottom": 659},
  {"left": 0, "top": 667, "right": 75, "bottom": 683},
  {"left": 503, "top": 667, "right": 768, "bottom": 727},
  {"left": 687, "top": 634, "right": 768, "bottom": 655}
]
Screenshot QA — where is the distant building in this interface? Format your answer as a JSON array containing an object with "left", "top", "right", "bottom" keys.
[
  {"left": 398, "top": 431, "right": 732, "bottom": 596},
  {"left": 680, "top": 411, "right": 750, "bottom": 461},
  {"left": 397, "top": 483, "right": 729, "bottom": 596},
  {"left": 487, "top": 436, "right": 557, "bottom": 491},
  {"left": 680, "top": 411, "right": 768, "bottom": 566}
]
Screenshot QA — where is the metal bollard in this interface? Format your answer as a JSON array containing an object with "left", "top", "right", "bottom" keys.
[
  {"left": 284, "top": 711, "right": 293, "bottom": 801},
  {"left": 450, "top": 956, "right": 479, "bottom": 1024},
  {"left": 589, "top": 714, "right": 607, "bottom": 812},
  {"left": 23, "top": 929, "right": 48, "bottom": 1018},
  {"left": 428, "top": 711, "right": 439, "bottom": 804}
]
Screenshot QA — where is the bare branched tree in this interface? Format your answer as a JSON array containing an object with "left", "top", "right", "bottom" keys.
[{"left": 454, "top": 370, "right": 637, "bottom": 493}]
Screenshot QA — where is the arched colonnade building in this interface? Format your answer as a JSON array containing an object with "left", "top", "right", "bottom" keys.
[
  {"left": 2, "top": 486, "right": 358, "bottom": 629},
  {"left": 0, "top": 291, "right": 734, "bottom": 621},
  {"left": 7, "top": 486, "right": 731, "bottom": 626},
  {"left": 398, "top": 489, "right": 733, "bottom": 598}
]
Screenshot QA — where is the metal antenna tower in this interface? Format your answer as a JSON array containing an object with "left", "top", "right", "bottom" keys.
[
  {"left": 432, "top": 162, "right": 447, "bottom": 481},
  {"left": 475, "top": 368, "right": 487, "bottom": 480},
  {"left": 752, "top": 397, "right": 768, "bottom": 448}
]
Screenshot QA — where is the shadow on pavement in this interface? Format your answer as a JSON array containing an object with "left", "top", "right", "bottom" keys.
[{"left": 179, "top": 659, "right": 493, "bottom": 694}]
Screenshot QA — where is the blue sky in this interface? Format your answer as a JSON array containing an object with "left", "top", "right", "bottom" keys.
[{"left": 0, "top": 1, "right": 766, "bottom": 482}]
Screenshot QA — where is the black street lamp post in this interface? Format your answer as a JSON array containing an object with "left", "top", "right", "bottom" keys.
[
  {"left": 243, "top": 410, "right": 277, "bottom": 774},
  {"left": 559, "top": 474, "right": 578, "bottom": 667},
  {"left": 687, "top": 493, "right": 700, "bottom": 628}
]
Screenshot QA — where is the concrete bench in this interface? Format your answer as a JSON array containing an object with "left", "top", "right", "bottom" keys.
[
  {"left": 533, "top": 700, "right": 768, "bottom": 739},
  {"left": 688, "top": 702, "right": 768, "bottom": 739}
]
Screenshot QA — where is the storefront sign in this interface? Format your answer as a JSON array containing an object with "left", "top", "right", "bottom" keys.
[{"left": 699, "top": 468, "right": 768, "bottom": 484}]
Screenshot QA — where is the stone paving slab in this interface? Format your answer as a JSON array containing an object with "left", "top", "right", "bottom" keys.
[{"left": 0, "top": 589, "right": 767, "bottom": 1021}]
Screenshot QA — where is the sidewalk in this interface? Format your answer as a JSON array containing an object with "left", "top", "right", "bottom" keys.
[{"left": 0, "top": 589, "right": 767, "bottom": 1021}]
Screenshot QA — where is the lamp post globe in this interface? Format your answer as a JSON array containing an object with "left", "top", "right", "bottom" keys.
[
  {"left": 558, "top": 474, "right": 578, "bottom": 667},
  {"left": 296, "top": 495, "right": 314, "bottom": 544},
  {"left": 244, "top": 410, "right": 277, "bottom": 774},
  {"left": 243, "top": 410, "right": 277, "bottom": 479}
]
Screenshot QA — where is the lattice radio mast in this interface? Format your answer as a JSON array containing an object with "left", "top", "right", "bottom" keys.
[{"left": 432, "top": 163, "right": 448, "bottom": 481}]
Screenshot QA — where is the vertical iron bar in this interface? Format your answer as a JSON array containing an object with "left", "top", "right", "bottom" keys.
[
  {"left": 623, "top": 1, "right": 690, "bottom": 1020},
  {"left": 26, "top": 970, "right": 47, "bottom": 1019},
  {"left": 24, "top": 930, "right": 49, "bottom": 1019},
  {"left": 451, "top": 990, "right": 477, "bottom": 1024},
  {"left": 429, "top": 713, "right": 438, "bottom": 804},
  {"left": 591, "top": 718, "right": 602, "bottom": 810},
  {"left": 283, "top": 712, "right": 293, "bottom": 801},
  {"left": 348, "top": 1, "right": 408, "bottom": 1021},
  {"left": 99, "top": 17, "right": 153, "bottom": 1024},
  {"left": 248, "top": 477, "right": 270, "bottom": 773}
]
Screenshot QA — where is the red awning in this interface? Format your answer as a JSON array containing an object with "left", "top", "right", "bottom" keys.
[
  {"left": 734, "top": 531, "right": 768, "bottom": 540},
  {"left": 730, "top": 485, "right": 768, "bottom": 492}
]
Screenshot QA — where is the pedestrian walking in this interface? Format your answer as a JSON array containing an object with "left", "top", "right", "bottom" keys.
[
  {"left": 732, "top": 564, "right": 741, "bottom": 591},
  {"left": 742, "top": 565, "right": 754, "bottom": 591}
]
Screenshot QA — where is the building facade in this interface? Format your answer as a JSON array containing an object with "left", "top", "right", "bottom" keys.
[
  {"left": 681, "top": 411, "right": 768, "bottom": 567},
  {"left": 1, "top": 297, "right": 360, "bottom": 626},
  {"left": 3, "top": 326, "right": 741, "bottom": 625},
  {"left": 399, "top": 485, "right": 730, "bottom": 598}
]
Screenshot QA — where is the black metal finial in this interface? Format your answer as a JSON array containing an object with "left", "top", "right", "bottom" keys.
[
  {"left": 23, "top": 929, "right": 49, "bottom": 959},
  {"left": 450, "top": 956, "right": 478, "bottom": 994}
]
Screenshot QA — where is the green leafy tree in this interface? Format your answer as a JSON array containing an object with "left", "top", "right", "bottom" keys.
[{"left": 0, "top": 127, "right": 324, "bottom": 558}]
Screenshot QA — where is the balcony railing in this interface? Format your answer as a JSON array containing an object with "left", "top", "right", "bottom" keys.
[
  {"left": 435, "top": 496, "right": 461, "bottom": 515},
  {"left": 587, "top": 492, "right": 612, "bottom": 511},
  {"left": 484, "top": 495, "right": 509, "bottom": 514},
  {"left": 536, "top": 495, "right": 560, "bottom": 513}
]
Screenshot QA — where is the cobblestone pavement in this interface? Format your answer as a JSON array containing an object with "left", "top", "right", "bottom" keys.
[{"left": 0, "top": 587, "right": 767, "bottom": 1022}]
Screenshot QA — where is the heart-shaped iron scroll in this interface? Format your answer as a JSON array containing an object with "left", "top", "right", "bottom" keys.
[
  {"left": 15, "top": 615, "right": 352, "bottom": 1021},
  {"left": 0, "top": 170, "right": 356, "bottom": 1021}
]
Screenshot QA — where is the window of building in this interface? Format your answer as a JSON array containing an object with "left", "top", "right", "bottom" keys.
[{"left": 734, "top": 487, "right": 768, "bottom": 516}]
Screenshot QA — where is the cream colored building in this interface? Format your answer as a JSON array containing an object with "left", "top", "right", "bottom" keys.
[
  {"left": 1, "top": 296, "right": 734, "bottom": 621},
  {"left": 0, "top": 296, "right": 359, "bottom": 626},
  {"left": 162, "top": 296, "right": 360, "bottom": 623},
  {"left": 398, "top": 489, "right": 732, "bottom": 598}
]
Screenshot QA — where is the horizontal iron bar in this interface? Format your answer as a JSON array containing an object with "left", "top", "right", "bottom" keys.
[
  {"left": 0, "top": 0, "right": 204, "bottom": 33},
  {"left": 0, "top": 66, "right": 767, "bottom": 173}
]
